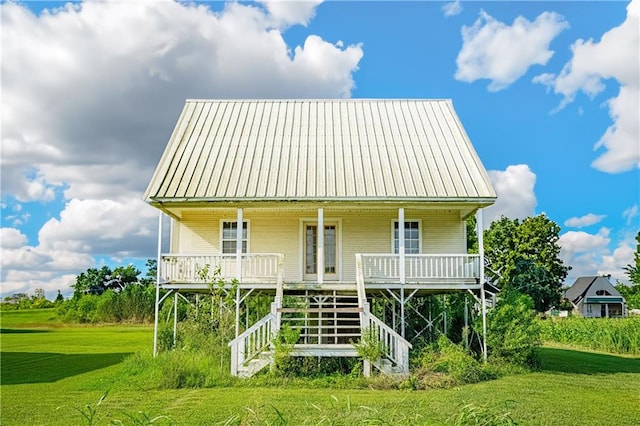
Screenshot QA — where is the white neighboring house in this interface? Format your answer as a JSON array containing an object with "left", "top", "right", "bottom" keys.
[
  {"left": 564, "top": 276, "right": 627, "bottom": 318},
  {"left": 144, "top": 99, "right": 497, "bottom": 376}
]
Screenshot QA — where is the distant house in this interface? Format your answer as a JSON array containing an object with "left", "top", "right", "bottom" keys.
[{"left": 564, "top": 276, "right": 627, "bottom": 318}]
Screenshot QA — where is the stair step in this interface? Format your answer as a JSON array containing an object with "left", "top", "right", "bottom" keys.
[{"left": 278, "top": 307, "right": 363, "bottom": 313}]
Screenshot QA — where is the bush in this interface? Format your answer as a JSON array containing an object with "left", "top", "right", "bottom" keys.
[
  {"left": 416, "top": 335, "right": 492, "bottom": 385},
  {"left": 485, "top": 290, "right": 541, "bottom": 366},
  {"left": 56, "top": 284, "right": 156, "bottom": 324}
]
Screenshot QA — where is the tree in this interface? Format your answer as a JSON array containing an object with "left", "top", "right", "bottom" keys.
[
  {"left": 141, "top": 259, "right": 157, "bottom": 286},
  {"left": 483, "top": 214, "right": 570, "bottom": 312},
  {"left": 624, "top": 231, "right": 640, "bottom": 285},
  {"left": 72, "top": 265, "right": 113, "bottom": 298},
  {"left": 105, "top": 265, "right": 141, "bottom": 291}
]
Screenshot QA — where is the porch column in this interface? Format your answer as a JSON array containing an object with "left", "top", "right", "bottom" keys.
[
  {"left": 235, "top": 208, "right": 243, "bottom": 337},
  {"left": 153, "top": 212, "right": 163, "bottom": 356},
  {"left": 398, "top": 208, "right": 405, "bottom": 284},
  {"left": 173, "top": 292, "right": 178, "bottom": 346},
  {"left": 476, "top": 208, "right": 487, "bottom": 362},
  {"left": 318, "top": 207, "right": 324, "bottom": 284},
  {"left": 399, "top": 207, "right": 405, "bottom": 338}
]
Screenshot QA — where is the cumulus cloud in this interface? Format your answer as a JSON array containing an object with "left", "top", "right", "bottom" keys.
[
  {"left": 443, "top": 1, "right": 462, "bottom": 17},
  {"left": 38, "top": 199, "right": 159, "bottom": 256},
  {"left": 258, "top": 0, "right": 323, "bottom": 27},
  {"left": 533, "top": 0, "right": 639, "bottom": 173},
  {"left": 559, "top": 227, "right": 634, "bottom": 283},
  {"left": 0, "top": 0, "right": 363, "bottom": 298},
  {"left": 1, "top": 0, "right": 363, "bottom": 201},
  {"left": 483, "top": 164, "right": 537, "bottom": 226},
  {"left": 455, "top": 10, "right": 568, "bottom": 91},
  {"left": 1, "top": 228, "right": 28, "bottom": 249},
  {"left": 564, "top": 213, "right": 606, "bottom": 228}
]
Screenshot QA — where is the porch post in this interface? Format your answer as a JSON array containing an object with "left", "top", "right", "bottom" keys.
[
  {"left": 318, "top": 207, "right": 324, "bottom": 284},
  {"left": 173, "top": 292, "right": 178, "bottom": 346},
  {"left": 399, "top": 207, "right": 405, "bottom": 338},
  {"left": 236, "top": 208, "right": 243, "bottom": 337},
  {"left": 398, "top": 207, "right": 405, "bottom": 284},
  {"left": 476, "top": 208, "right": 487, "bottom": 362},
  {"left": 153, "top": 212, "right": 163, "bottom": 356}
]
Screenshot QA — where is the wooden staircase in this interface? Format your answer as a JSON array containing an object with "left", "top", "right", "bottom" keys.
[{"left": 228, "top": 283, "right": 411, "bottom": 377}]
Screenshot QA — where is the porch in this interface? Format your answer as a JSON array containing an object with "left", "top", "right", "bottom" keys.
[{"left": 159, "top": 252, "right": 482, "bottom": 290}]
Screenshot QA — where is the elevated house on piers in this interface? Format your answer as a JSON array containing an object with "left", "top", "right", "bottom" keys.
[{"left": 144, "top": 99, "right": 497, "bottom": 377}]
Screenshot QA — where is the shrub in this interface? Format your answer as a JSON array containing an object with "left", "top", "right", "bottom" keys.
[
  {"left": 485, "top": 290, "right": 541, "bottom": 366},
  {"left": 417, "top": 335, "right": 492, "bottom": 385}
]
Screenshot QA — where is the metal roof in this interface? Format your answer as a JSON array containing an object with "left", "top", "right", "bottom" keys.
[
  {"left": 144, "top": 99, "right": 497, "bottom": 204},
  {"left": 564, "top": 276, "right": 622, "bottom": 303}
]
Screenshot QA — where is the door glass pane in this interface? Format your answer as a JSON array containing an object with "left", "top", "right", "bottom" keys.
[
  {"left": 325, "top": 226, "right": 336, "bottom": 274},
  {"left": 306, "top": 225, "right": 317, "bottom": 274}
]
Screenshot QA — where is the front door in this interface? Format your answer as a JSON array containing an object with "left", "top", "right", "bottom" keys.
[{"left": 304, "top": 223, "right": 338, "bottom": 281}]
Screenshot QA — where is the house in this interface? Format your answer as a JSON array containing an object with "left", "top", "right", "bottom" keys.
[
  {"left": 564, "top": 275, "right": 627, "bottom": 318},
  {"left": 144, "top": 99, "right": 497, "bottom": 376}
]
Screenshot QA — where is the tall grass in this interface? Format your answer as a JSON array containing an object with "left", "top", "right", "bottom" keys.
[{"left": 540, "top": 317, "right": 640, "bottom": 354}]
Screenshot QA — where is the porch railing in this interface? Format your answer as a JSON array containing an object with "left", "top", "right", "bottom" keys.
[
  {"left": 228, "top": 304, "right": 278, "bottom": 376},
  {"left": 360, "top": 254, "right": 480, "bottom": 283},
  {"left": 361, "top": 306, "right": 412, "bottom": 374},
  {"left": 160, "top": 253, "right": 284, "bottom": 283}
]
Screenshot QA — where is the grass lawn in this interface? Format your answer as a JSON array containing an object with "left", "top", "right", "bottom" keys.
[{"left": 1, "top": 310, "right": 640, "bottom": 425}]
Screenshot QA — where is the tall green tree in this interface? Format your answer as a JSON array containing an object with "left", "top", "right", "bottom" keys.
[
  {"left": 483, "top": 214, "right": 570, "bottom": 312},
  {"left": 624, "top": 231, "right": 640, "bottom": 285},
  {"left": 617, "top": 231, "right": 640, "bottom": 309},
  {"left": 72, "top": 265, "right": 113, "bottom": 298},
  {"left": 106, "top": 265, "right": 141, "bottom": 291}
]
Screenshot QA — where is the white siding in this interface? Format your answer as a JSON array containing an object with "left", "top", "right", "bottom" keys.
[{"left": 174, "top": 208, "right": 467, "bottom": 283}]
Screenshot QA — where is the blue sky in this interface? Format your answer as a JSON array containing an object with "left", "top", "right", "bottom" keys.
[{"left": 1, "top": 0, "right": 638, "bottom": 299}]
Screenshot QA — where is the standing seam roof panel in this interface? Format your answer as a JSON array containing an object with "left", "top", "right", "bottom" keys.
[{"left": 145, "top": 99, "right": 497, "bottom": 202}]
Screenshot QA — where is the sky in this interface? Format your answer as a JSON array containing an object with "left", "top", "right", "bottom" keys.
[{"left": 1, "top": 0, "right": 638, "bottom": 299}]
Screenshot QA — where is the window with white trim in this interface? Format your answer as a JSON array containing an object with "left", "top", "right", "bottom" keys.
[
  {"left": 221, "top": 221, "right": 248, "bottom": 254},
  {"left": 393, "top": 221, "right": 420, "bottom": 254}
]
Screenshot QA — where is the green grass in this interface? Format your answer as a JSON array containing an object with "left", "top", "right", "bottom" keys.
[{"left": 1, "top": 310, "right": 640, "bottom": 425}]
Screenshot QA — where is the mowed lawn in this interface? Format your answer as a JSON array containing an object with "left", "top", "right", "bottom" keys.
[{"left": 1, "top": 310, "right": 640, "bottom": 425}]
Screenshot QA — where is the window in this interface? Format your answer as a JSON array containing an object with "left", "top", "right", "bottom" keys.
[
  {"left": 221, "top": 221, "right": 248, "bottom": 254},
  {"left": 393, "top": 221, "right": 420, "bottom": 254}
]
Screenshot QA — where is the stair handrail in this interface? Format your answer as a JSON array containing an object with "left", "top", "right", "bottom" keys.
[
  {"left": 355, "top": 254, "right": 367, "bottom": 312},
  {"left": 228, "top": 311, "right": 276, "bottom": 376},
  {"left": 362, "top": 311, "right": 412, "bottom": 374}
]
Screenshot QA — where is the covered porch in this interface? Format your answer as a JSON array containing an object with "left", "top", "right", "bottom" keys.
[{"left": 158, "top": 252, "right": 482, "bottom": 290}]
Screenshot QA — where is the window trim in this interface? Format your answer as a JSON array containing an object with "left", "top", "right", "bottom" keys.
[
  {"left": 220, "top": 219, "right": 250, "bottom": 254},
  {"left": 391, "top": 219, "right": 422, "bottom": 254}
]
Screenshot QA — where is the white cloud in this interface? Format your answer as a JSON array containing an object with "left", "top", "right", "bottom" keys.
[
  {"left": 258, "top": 0, "right": 323, "bottom": 27},
  {"left": 1, "top": 0, "right": 363, "bottom": 201},
  {"left": 0, "top": 0, "right": 363, "bottom": 299},
  {"left": 0, "top": 228, "right": 28, "bottom": 249},
  {"left": 623, "top": 204, "right": 639, "bottom": 225},
  {"left": 533, "top": 0, "right": 639, "bottom": 173},
  {"left": 559, "top": 227, "right": 635, "bottom": 284},
  {"left": 0, "top": 198, "right": 162, "bottom": 299},
  {"left": 483, "top": 164, "right": 537, "bottom": 226},
  {"left": 455, "top": 10, "right": 568, "bottom": 91},
  {"left": 559, "top": 228, "right": 610, "bottom": 257},
  {"left": 564, "top": 213, "right": 606, "bottom": 228},
  {"left": 38, "top": 198, "right": 159, "bottom": 256},
  {"left": 443, "top": 1, "right": 462, "bottom": 17}
]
